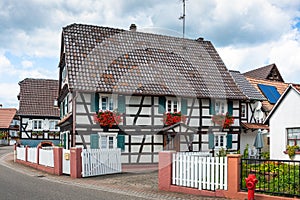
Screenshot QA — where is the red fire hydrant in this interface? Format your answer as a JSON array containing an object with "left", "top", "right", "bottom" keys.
[{"left": 245, "top": 174, "right": 258, "bottom": 200}]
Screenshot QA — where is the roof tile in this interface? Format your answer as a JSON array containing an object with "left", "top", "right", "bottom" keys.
[
  {"left": 61, "top": 23, "right": 246, "bottom": 100},
  {"left": 18, "top": 78, "right": 59, "bottom": 117}
]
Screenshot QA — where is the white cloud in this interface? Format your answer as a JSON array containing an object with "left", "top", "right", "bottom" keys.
[
  {"left": 0, "top": 83, "right": 19, "bottom": 108},
  {"left": 218, "top": 28, "right": 300, "bottom": 83},
  {"left": 21, "top": 60, "right": 33, "bottom": 68}
]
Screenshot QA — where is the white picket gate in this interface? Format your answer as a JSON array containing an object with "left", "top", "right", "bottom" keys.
[
  {"left": 172, "top": 152, "right": 228, "bottom": 191},
  {"left": 39, "top": 148, "right": 54, "bottom": 167},
  {"left": 81, "top": 148, "right": 122, "bottom": 177}
]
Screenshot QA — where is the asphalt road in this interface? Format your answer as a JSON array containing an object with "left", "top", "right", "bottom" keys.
[{"left": 0, "top": 146, "right": 147, "bottom": 200}]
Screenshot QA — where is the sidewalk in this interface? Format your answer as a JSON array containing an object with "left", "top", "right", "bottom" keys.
[{"left": 1, "top": 151, "right": 226, "bottom": 200}]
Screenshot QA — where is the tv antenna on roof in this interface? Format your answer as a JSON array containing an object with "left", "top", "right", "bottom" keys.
[{"left": 179, "top": 0, "right": 187, "bottom": 38}]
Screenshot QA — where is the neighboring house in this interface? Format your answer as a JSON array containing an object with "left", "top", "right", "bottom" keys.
[
  {"left": 243, "top": 64, "right": 289, "bottom": 153},
  {"left": 18, "top": 78, "right": 60, "bottom": 147},
  {"left": 229, "top": 70, "right": 267, "bottom": 155},
  {"left": 264, "top": 84, "right": 300, "bottom": 161},
  {"left": 57, "top": 23, "right": 246, "bottom": 164},
  {"left": 0, "top": 108, "right": 19, "bottom": 145}
]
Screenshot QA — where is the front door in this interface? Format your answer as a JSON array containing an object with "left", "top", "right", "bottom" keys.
[{"left": 163, "top": 133, "right": 180, "bottom": 151}]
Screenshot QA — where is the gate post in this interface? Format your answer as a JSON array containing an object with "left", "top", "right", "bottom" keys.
[
  {"left": 53, "top": 147, "right": 63, "bottom": 175},
  {"left": 158, "top": 151, "right": 176, "bottom": 191},
  {"left": 70, "top": 147, "right": 82, "bottom": 178}
]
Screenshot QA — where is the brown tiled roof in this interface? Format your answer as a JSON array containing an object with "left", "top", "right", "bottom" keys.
[
  {"left": 245, "top": 77, "right": 288, "bottom": 111},
  {"left": 243, "top": 64, "right": 284, "bottom": 82},
  {"left": 18, "top": 78, "right": 59, "bottom": 117},
  {"left": 61, "top": 23, "right": 246, "bottom": 100},
  {"left": 0, "top": 108, "right": 17, "bottom": 129}
]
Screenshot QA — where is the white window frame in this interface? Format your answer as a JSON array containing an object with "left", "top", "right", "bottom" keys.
[
  {"left": 215, "top": 100, "right": 227, "bottom": 114},
  {"left": 49, "top": 120, "right": 59, "bottom": 131},
  {"left": 241, "top": 103, "right": 247, "bottom": 118},
  {"left": 99, "top": 133, "right": 117, "bottom": 149},
  {"left": 99, "top": 94, "right": 116, "bottom": 111},
  {"left": 214, "top": 132, "right": 227, "bottom": 149},
  {"left": 166, "top": 97, "right": 180, "bottom": 113},
  {"left": 287, "top": 128, "right": 300, "bottom": 146},
  {"left": 33, "top": 120, "right": 43, "bottom": 131}
]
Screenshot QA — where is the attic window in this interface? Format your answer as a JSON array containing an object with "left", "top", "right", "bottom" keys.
[{"left": 258, "top": 84, "right": 280, "bottom": 104}]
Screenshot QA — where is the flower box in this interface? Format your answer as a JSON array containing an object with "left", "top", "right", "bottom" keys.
[
  {"left": 212, "top": 113, "right": 234, "bottom": 128},
  {"left": 163, "top": 112, "right": 186, "bottom": 126},
  {"left": 94, "top": 110, "right": 122, "bottom": 128}
]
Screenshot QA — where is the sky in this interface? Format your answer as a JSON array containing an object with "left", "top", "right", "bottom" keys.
[{"left": 1, "top": 0, "right": 300, "bottom": 108}]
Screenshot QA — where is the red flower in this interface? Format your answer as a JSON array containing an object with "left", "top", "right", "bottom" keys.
[
  {"left": 163, "top": 112, "right": 186, "bottom": 126},
  {"left": 94, "top": 110, "right": 122, "bottom": 128},
  {"left": 212, "top": 112, "right": 234, "bottom": 128}
]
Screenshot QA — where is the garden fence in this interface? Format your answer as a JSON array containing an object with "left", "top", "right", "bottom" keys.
[{"left": 172, "top": 152, "right": 227, "bottom": 191}]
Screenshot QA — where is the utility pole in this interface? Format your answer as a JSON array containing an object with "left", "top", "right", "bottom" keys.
[{"left": 179, "top": 0, "right": 186, "bottom": 38}]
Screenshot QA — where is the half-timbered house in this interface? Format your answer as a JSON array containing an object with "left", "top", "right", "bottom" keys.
[
  {"left": 57, "top": 23, "right": 247, "bottom": 164},
  {"left": 229, "top": 70, "right": 268, "bottom": 155},
  {"left": 242, "top": 64, "right": 289, "bottom": 154},
  {"left": 0, "top": 108, "right": 19, "bottom": 145},
  {"left": 18, "top": 78, "right": 60, "bottom": 146}
]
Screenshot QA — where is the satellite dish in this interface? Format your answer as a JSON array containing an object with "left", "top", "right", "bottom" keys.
[
  {"left": 255, "top": 101, "right": 262, "bottom": 110},
  {"left": 254, "top": 101, "right": 263, "bottom": 122}
]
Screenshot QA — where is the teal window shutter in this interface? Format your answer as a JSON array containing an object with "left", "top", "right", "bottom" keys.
[
  {"left": 95, "top": 93, "right": 99, "bottom": 112},
  {"left": 209, "top": 99, "right": 215, "bottom": 115},
  {"left": 228, "top": 100, "right": 233, "bottom": 116},
  {"left": 226, "top": 134, "right": 232, "bottom": 149},
  {"left": 90, "top": 133, "right": 99, "bottom": 149},
  {"left": 91, "top": 93, "right": 99, "bottom": 112},
  {"left": 117, "top": 134, "right": 125, "bottom": 151},
  {"left": 118, "top": 95, "right": 126, "bottom": 113},
  {"left": 158, "top": 96, "right": 166, "bottom": 114},
  {"left": 208, "top": 133, "right": 215, "bottom": 149},
  {"left": 181, "top": 98, "right": 187, "bottom": 115}
]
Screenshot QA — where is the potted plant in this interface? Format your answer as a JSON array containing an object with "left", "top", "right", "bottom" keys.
[
  {"left": 286, "top": 145, "right": 299, "bottom": 159},
  {"left": 94, "top": 110, "right": 122, "bottom": 128},
  {"left": 212, "top": 112, "right": 234, "bottom": 128},
  {"left": 163, "top": 112, "right": 186, "bottom": 126}
]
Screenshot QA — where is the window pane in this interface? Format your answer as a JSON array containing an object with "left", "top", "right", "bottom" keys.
[
  {"left": 167, "top": 100, "right": 172, "bottom": 112},
  {"left": 173, "top": 101, "right": 178, "bottom": 112},
  {"left": 220, "top": 135, "right": 224, "bottom": 146},
  {"left": 109, "top": 98, "right": 114, "bottom": 110},
  {"left": 102, "top": 97, "right": 108, "bottom": 110},
  {"left": 109, "top": 137, "right": 114, "bottom": 149},
  {"left": 101, "top": 137, "right": 107, "bottom": 149}
]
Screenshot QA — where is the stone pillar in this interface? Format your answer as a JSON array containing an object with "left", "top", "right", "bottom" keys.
[
  {"left": 225, "top": 154, "right": 242, "bottom": 197},
  {"left": 70, "top": 147, "right": 82, "bottom": 178},
  {"left": 158, "top": 151, "right": 175, "bottom": 191},
  {"left": 53, "top": 147, "right": 63, "bottom": 175}
]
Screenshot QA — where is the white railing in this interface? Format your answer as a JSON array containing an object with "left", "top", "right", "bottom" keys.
[
  {"left": 39, "top": 148, "right": 54, "bottom": 167},
  {"left": 81, "top": 148, "right": 122, "bottom": 177},
  {"left": 172, "top": 153, "right": 228, "bottom": 191},
  {"left": 27, "top": 148, "right": 38, "bottom": 163},
  {"left": 16, "top": 147, "right": 26, "bottom": 161}
]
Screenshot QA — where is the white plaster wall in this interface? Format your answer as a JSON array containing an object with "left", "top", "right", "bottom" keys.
[{"left": 270, "top": 89, "right": 300, "bottom": 161}]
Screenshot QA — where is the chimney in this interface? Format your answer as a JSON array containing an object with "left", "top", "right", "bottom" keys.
[
  {"left": 196, "top": 37, "right": 204, "bottom": 42},
  {"left": 129, "top": 24, "right": 137, "bottom": 32}
]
